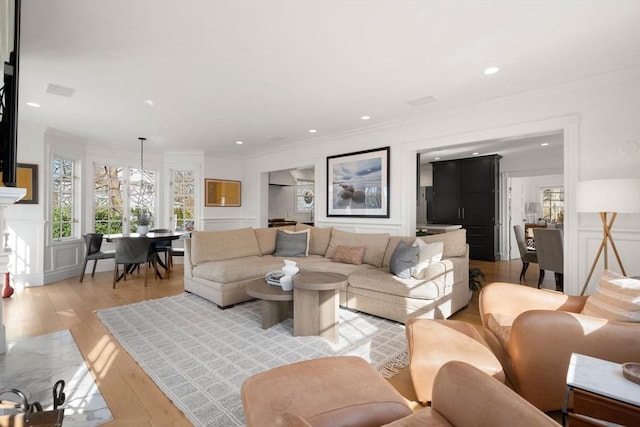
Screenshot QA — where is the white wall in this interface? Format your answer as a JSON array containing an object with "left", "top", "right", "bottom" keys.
[{"left": 242, "top": 68, "right": 640, "bottom": 295}]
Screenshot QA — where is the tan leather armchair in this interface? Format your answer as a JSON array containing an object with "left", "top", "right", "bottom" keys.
[
  {"left": 479, "top": 282, "right": 640, "bottom": 412},
  {"left": 272, "top": 361, "right": 558, "bottom": 427}
]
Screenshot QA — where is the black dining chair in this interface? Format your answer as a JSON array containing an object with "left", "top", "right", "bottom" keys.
[
  {"left": 149, "top": 228, "right": 173, "bottom": 277},
  {"left": 513, "top": 225, "right": 538, "bottom": 282},
  {"left": 113, "top": 237, "right": 157, "bottom": 288},
  {"left": 80, "top": 233, "right": 115, "bottom": 282}
]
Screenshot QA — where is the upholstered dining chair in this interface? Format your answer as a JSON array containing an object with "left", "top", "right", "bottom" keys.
[
  {"left": 149, "top": 228, "right": 172, "bottom": 277},
  {"left": 532, "top": 228, "right": 563, "bottom": 292},
  {"left": 80, "top": 233, "right": 115, "bottom": 282},
  {"left": 513, "top": 225, "right": 537, "bottom": 282},
  {"left": 113, "top": 237, "right": 157, "bottom": 288}
]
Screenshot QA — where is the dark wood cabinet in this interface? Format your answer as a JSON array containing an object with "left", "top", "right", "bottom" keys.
[{"left": 431, "top": 155, "right": 501, "bottom": 261}]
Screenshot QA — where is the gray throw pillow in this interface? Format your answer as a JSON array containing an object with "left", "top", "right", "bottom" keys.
[
  {"left": 273, "top": 229, "right": 308, "bottom": 257},
  {"left": 390, "top": 240, "right": 419, "bottom": 279}
]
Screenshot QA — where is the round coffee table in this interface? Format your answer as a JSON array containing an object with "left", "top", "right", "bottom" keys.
[
  {"left": 246, "top": 280, "right": 293, "bottom": 329},
  {"left": 292, "top": 270, "right": 348, "bottom": 343}
]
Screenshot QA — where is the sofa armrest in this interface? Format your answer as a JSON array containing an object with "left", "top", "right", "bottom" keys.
[
  {"left": 508, "top": 310, "right": 640, "bottom": 411},
  {"left": 183, "top": 238, "right": 194, "bottom": 278},
  {"left": 479, "top": 282, "right": 587, "bottom": 327}
]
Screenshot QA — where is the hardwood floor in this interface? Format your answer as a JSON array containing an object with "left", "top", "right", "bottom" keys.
[{"left": 2, "top": 259, "right": 552, "bottom": 425}]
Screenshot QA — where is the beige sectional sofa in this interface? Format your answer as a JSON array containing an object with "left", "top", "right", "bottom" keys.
[{"left": 183, "top": 224, "right": 471, "bottom": 323}]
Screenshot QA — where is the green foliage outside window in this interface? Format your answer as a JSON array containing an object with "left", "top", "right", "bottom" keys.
[{"left": 52, "top": 206, "right": 72, "bottom": 239}]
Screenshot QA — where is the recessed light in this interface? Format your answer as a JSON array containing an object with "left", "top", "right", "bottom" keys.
[
  {"left": 235, "top": 141, "right": 244, "bottom": 145},
  {"left": 434, "top": 157, "right": 441, "bottom": 160},
  {"left": 144, "top": 99, "right": 154, "bottom": 106},
  {"left": 484, "top": 66, "right": 499, "bottom": 75},
  {"left": 26, "top": 102, "right": 40, "bottom": 107},
  {"left": 361, "top": 115, "right": 371, "bottom": 120},
  {"left": 472, "top": 152, "right": 480, "bottom": 156},
  {"left": 308, "top": 129, "right": 317, "bottom": 133},
  {"left": 541, "top": 142, "right": 549, "bottom": 146}
]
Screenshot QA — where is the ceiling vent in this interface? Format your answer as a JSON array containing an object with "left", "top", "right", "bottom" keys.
[
  {"left": 46, "top": 83, "right": 76, "bottom": 97},
  {"left": 407, "top": 95, "right": 438, "bottom": 107},
  {"left": 268, "top": 136, "right": 286, "bottom": 143}
]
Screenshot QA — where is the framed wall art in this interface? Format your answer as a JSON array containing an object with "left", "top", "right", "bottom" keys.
[
  {"left": 326, "top": 147, "right": 389, "bottom": 218},
  {"left": 204, "top": 178, "right": 241, "bottom": 207},
  {"left": 0, "top": 163, "right": 39, "bottom": 204}
]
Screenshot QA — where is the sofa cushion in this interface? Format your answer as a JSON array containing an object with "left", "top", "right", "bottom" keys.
[
  {"left": 333, "top": 245, "right": 366, "bottom": 265},
  {"left": 273, "top": 229, "right": 310, "bottom": 257},
  {"left": 348, "top": 268, "right": 445, "bottom": 300},
  {"left": 295, "top": 224, "right": 332, "bottom": 256},
  {"left": 390, "top": 240, "right": 419, "bottom": 279},
  {"left": 254, "top": 227, "right": 278, "bottom": 255},
  {"left": 412, "top": 239, "right": 444, "bottom": 279},
  {"left": 581, "top": 270, "right": 640, "bottom": 322},
  {"left": 192, "top": 256, "right": 282, "bottom": 283},
  {"left": 325, "top": 229, "right": 390, "bottom": 267},
  {"left": 191, "top": 228, "right": 261, "bottom": 264},
  {"left": 383, "top": 237, "right": 419, "bottom": 268},
  {"left": 418, "top": 229, "right": 467, "bottom": 258}
]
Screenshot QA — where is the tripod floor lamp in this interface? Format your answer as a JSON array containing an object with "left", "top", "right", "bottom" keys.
[{"left": 577, "top": 178, "right": 640, "bottom": 295}]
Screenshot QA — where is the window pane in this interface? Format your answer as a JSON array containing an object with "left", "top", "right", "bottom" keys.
[
  {"left": 541, "top": 187, "right": 564, "bottom": 223},
  {"left": 172, "top": 170, "right": 195, "bottom": 230},
  {"left": 94, "top": 165, "right": 124, "bottom": 234},
  {"left": 52, "top": 158, "right": 75, "bottom": 239}
]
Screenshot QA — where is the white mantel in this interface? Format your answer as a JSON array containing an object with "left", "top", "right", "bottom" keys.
[{"left": 0, "top": 186, "right": 26, "bottom": 354}]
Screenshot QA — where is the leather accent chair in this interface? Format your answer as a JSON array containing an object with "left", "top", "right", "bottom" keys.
[
  {"left": 532, "top": 228, "right": 563, "bottom": 291},
  {"left": 513, "top": 224, "right": 537, "bottom": 281},
  {"left": 405, "top": 318, "right": 504, "bottom": 404},
  {"left": 479, "top": 282, "right": 640, "bottom": 412},
  {"left": 80, "top": 233, "right": 115, "bottom": 282},
  {"left": 256, "top": 361, "right": 558, "bottom": 427}
]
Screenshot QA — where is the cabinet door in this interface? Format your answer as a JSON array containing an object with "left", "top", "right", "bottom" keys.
[
  {"left": 460, "top": 156, "right": 497, "bottom": 193},
  {"left": 465, "top": 225, "right": 499, "bottom": 261},
  {"left": 431, "top": 161, "right": 461, "bottom": 223},
  {"left": 461, "top": 193, "right": 496, "bottom": 225}
]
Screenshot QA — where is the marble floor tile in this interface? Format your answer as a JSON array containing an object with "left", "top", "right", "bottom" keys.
[{"left": 0, "top": 329, "right": 113, "bottom": 426}]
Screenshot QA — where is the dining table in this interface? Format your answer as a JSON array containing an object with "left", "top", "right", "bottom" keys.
[{"left": 104, "top": 231, "right": 190, "bottom": 281}]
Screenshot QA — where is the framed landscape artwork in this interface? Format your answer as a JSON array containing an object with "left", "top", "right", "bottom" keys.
[
  {"left": 0, "top": 163, "right": 38, "bottom": 204},
  {"left": 205, "top": 179, "right": 241, "bottom": 207},
  {"left": 326, "top": 147, "right": 390, "bottom": 218}
]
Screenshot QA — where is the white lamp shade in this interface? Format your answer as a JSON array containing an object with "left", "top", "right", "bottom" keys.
[{"left": 576, "top": 179, "right": 640, "bottom": 213}]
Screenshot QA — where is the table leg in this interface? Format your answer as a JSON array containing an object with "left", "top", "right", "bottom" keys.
[
  {"left": 294, "top": 287, "right": 320, "bottom": 337},
  {"left": 260, "top": 300, "right": 293, "bottom": 329},
  {"left": 318, "top": 289, "right": 340, "bottom": 343}
]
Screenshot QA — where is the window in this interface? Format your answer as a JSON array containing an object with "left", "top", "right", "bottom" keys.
[
  {"left": 94, "top": 164, "right": 158, "bottom": 233},
  {"left": 94, "top": 165, "right": 124, "bottom": 234},
  {"left": 541, "top": 187, "right": 564, "bottom": 223},
  {"left": 52, "top": 157, "right": 76, "bottom": 240},
  {"left": 294, "top": 180, "right": 314, "bottom": 212},
  {"left": 171, "top": 170, "right": 195, "bottom": 230}
]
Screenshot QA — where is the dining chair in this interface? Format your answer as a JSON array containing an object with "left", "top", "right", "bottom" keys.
[
  {"left": 80, "top": 233, "right": 115, "bottom": 282},
  {"left": 513, "top": 225, "right": 538, "bottom": 282},
  {"left": 532, "top": 228, "right": 564, "bottom": 292},
  {"left": 149, "top": 228, "right": 173, "bottom": 277},
  {"left": 113, "top": 237, "right": 157, "bottom": 288}
]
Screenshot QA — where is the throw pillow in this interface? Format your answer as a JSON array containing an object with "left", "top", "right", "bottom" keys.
[
  {"left": 273, "top": 229, "right": 310, "bottom": 257},
  {"left": 389, "top": 240, "right": 419, "bottom": 279},
  {"left": 581, "top": 270, "right": 640, "bottom": 322},
  {"left": 332, "top": 245, "right": 366, "bottom": 265},
  {"left": 411, "top": 239, "right": 444, "bottom": 279}
]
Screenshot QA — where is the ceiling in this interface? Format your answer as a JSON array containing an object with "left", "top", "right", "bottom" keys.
[{"left": 13, "top": 0, "right": 640, "bottom": 159}]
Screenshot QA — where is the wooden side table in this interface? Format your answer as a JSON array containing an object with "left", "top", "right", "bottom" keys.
[
  {"left": 292, "top": 271, "right": 348, "bottom": 343},
  {"left": 563, "top": 353, "right": 640, "bottom": 426},
  {"left": 246, "top": 280, "right": 293, "bottom": 329}
]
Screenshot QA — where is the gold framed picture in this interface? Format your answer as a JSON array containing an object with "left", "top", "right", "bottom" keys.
[
  {"left": 0, "top": 163, "right": 39, "bottom": 204},
  {"left": 205, "top": 179, "right": 241, "bottom": 207}
]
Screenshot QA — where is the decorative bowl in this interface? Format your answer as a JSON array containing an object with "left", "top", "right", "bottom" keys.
[{"left": 622, "top": 362, "right": 640, "bottom": 385}]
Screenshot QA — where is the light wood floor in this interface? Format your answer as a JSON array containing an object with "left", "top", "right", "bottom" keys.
[{"left": 2, "top": 259, "right": 553, "bottom": 426}]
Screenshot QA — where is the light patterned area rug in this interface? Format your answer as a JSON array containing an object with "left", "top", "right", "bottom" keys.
[{"left": 97, "top": 292, "right": 407, "bottom": 427}]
